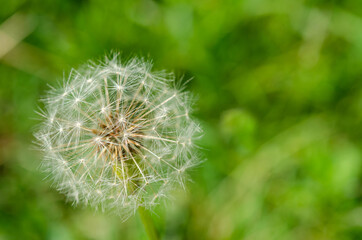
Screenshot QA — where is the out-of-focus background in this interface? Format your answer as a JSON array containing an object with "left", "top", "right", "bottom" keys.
[{"left": 0, "top": 0, "right": 361, "bottom": 239}]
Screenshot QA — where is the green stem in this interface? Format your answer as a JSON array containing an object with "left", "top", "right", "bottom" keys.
[{"left": 138, "top": 206, "right": 159, "bottom": 240}]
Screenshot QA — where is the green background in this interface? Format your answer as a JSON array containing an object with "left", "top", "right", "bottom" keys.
[{"left": 0, "top": 0, "right": 361, "bottom": 239}]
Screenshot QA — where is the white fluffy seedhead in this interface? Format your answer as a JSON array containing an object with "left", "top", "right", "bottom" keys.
[{"left": 34, "top": 55, "right": 201, "bottom": 219}]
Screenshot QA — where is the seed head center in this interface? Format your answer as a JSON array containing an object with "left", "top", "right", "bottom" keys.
[{"left": 92, "top": 114, "right": 142, "bottom": 158}]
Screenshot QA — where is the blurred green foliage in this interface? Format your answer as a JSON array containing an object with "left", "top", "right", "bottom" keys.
[{"left": 0, "top": 0, "right": 361, "bottom": 239}]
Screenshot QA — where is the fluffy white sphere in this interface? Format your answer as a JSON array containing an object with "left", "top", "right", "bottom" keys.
[{"left": 34, "top": 55, "right": 201, "bottom": 219}]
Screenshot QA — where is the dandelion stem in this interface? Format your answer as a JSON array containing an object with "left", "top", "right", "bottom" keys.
[{"left": 138, "top": 206, "right": 159, "bottom": 240}]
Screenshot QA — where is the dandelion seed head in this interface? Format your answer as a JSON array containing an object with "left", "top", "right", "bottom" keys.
[{"left": 34, "top": 54, "right": 201, "bottom": 219}]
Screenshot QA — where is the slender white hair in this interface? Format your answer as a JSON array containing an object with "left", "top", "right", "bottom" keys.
[{"left": 34, "top": 55, "right": 201, "bottom": 219}]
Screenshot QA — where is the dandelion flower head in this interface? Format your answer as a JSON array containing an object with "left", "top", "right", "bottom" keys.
[{"left": 34, "top": 55, "right": 201, "bottom": 218}]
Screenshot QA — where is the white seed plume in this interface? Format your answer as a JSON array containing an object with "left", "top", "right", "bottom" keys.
[{"left": 34, "top": 55, "right": 201, "bottom": 218}]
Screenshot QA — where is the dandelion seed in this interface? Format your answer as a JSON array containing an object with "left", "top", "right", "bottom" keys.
[{"left": 34, "top": 54, "right": 201, "bottom": 219}]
